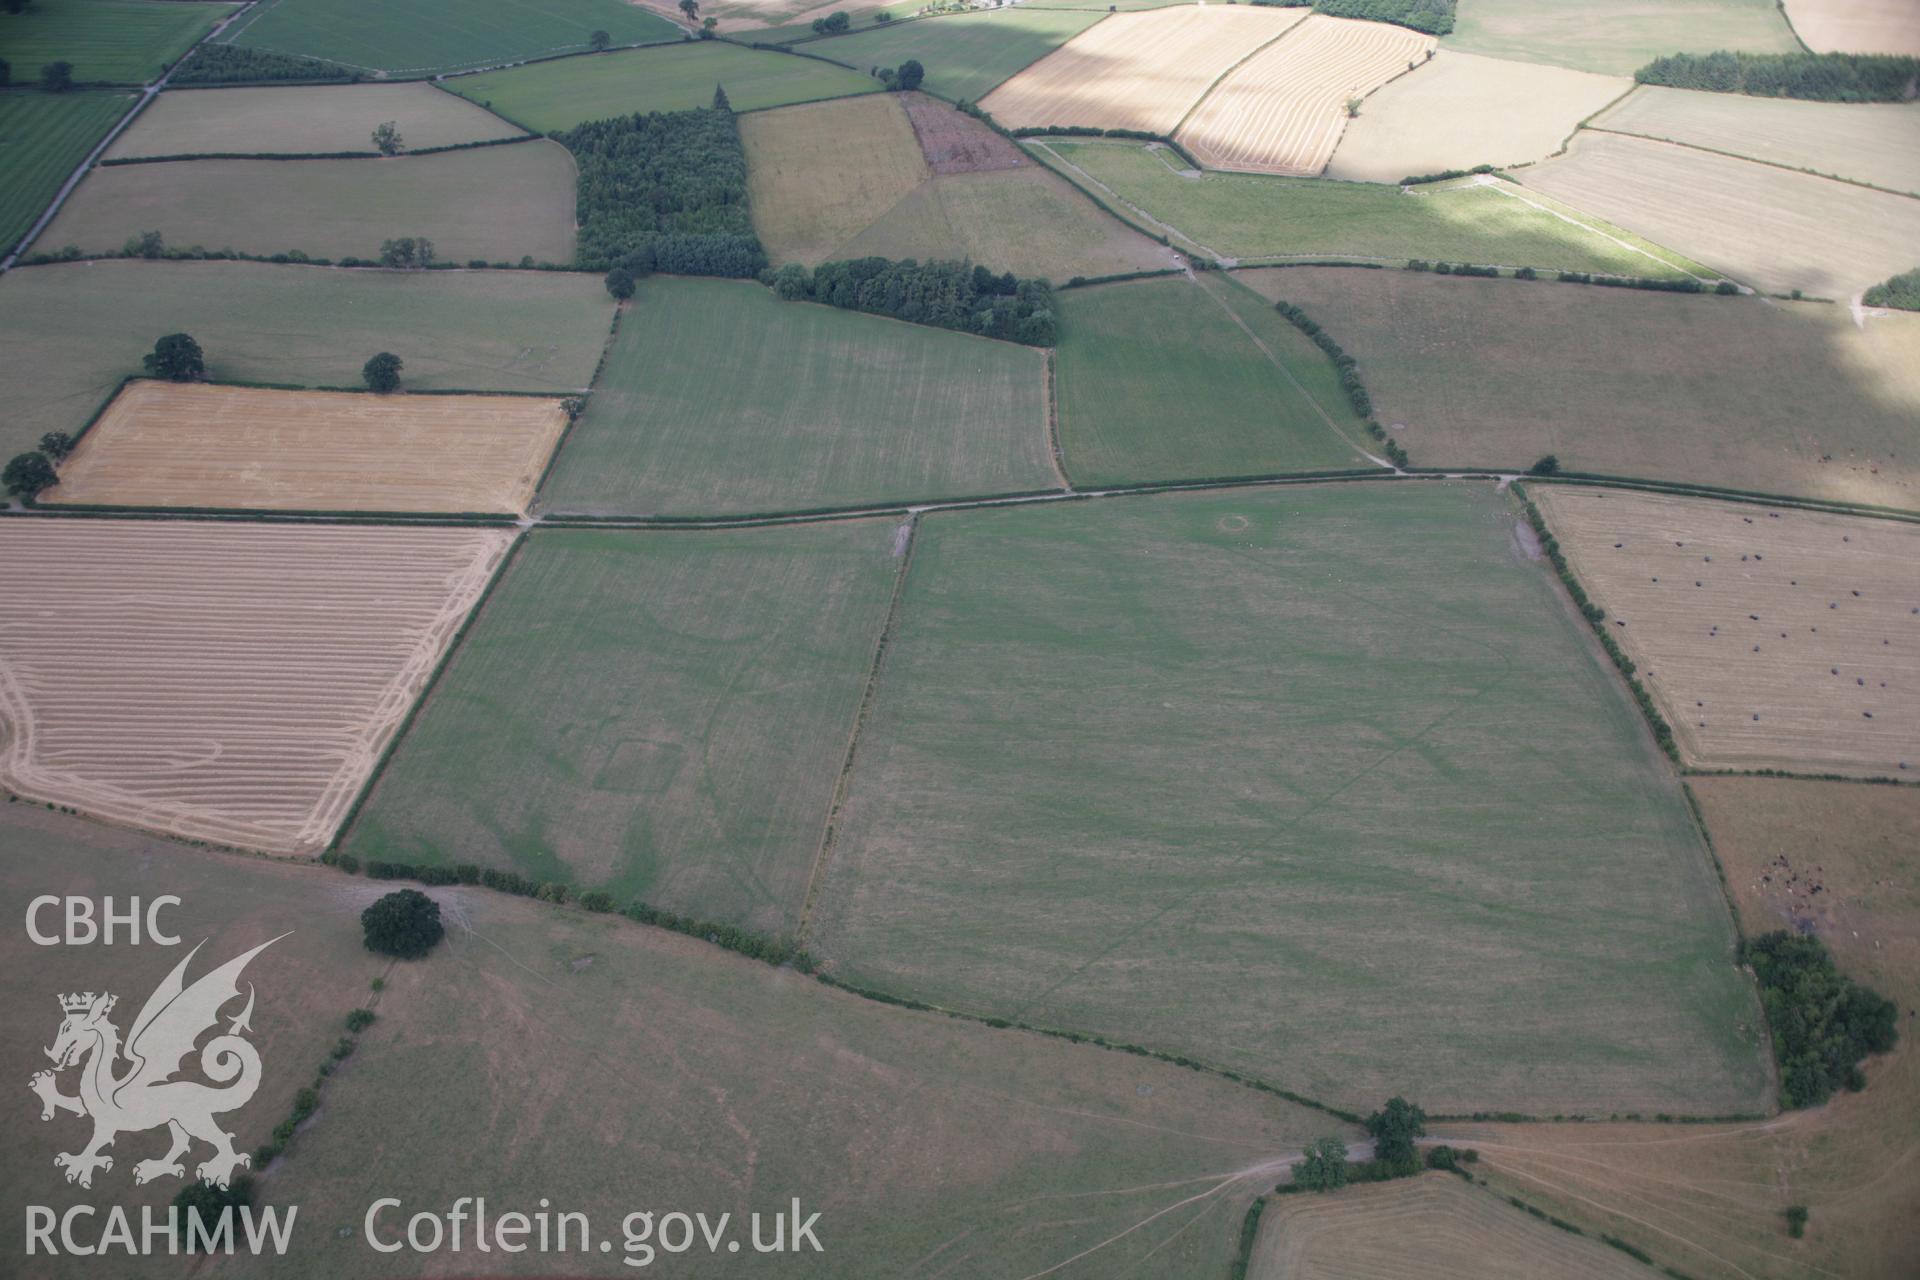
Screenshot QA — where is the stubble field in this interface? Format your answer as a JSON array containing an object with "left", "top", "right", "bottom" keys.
[
  {"left": 35, "top": 142, "right": 578, "bottom": 264},
  {"left": 808, "top": 483, "right": 1771, "bottom": 1116},
  {"left": 1175, "top": 14, "right": 1435, "bottom": 176},
  {"left": 980, "top": 4, "right": 1305, "bottom": 134},
  {"left": 104, "top": 82, "right": 523, "bottom": 159},
  {"left": 45, "top": 381, "right": 569, "bottom": 514},
  {"left": 1532, "top": 487, "right": 1920, "bottom": 777},
  {"left": 0, "top": 520, "right": 513, "bottom": 855}
]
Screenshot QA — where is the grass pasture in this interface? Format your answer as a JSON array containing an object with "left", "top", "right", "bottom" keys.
[
  {"left": 808, "top": 483, "right": 1771, "bottom": 1116},
  {"left": 542, "top": 277, "right": 1053, "bottom": 516},
  {"left": 46, "top": 381, "right": 569, "bottom": 514},
  {"left": 1443, "top": 0, "right": 1800, "bottom": 76},
  {"left": 1237, "top": 268, "right": 1920, "bottom": 509},
  {"left": 1040, "top": 139, "right": 1704, "bottom": 276},
  {"left": 1326, "top": 50, "right": 1628, "bottom": 183},
  {"left": 1531, "top": 487, "right": 1920, "bottom": 778},
  {"left": 220, "top": 0, "right": 680, "bottom": 75},
  {"left": 0, "top": 0, "right": 233, "bottom": 84},
  {"left": 443, "top": 42, "right": 878, "bottom": 132},
  {"left": 741, "top": 93, "right": 928, "bottom": 265},
  {"left": 1591, "top": 88, "right": 1920, "bottom": 197},
  {"left": 34, "top": 140, "right": 577, "bottom": 263},
  {"left": 0, "top": 90, "right": 132, "bottom": 255},
  {"left": 1518, "top": 132, "right": 1920, "bottom": 299},
  {"left": 105, "top": 82, "right": 522, "bottom": 159},
  {"left": 1250, "top": 1174, "right": 1655, "bottom": 1279},
  {"left": 345, "top": 521, "right": 899, "bottom": 935},
  {"left": 1782, "top": 0, "right": 1920, "bottom": 55},
  {"left": 808, "top": 7, "right": 1107, "bottom": 104},
  {"left": 1054, "top": 274, "right": 1373, "bottom": 485},
  {"left": 0, "top": 260, "right": 614, "bottom": 460}
]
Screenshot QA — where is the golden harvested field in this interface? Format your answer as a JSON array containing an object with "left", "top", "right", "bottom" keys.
[
  {"left": 1592, "top": 88, "right": 1920, "bottom": 196},
  {"left": 980, "top": 4, "right": 1306, "bottom": 135},
  {"left": 741, "top": 94, "right": 929, "bottom": 266},
  {"left": 1326, "top": 50, "right": 1628, "bottom": 182},
  {"left": 44, "top": 381, "right": 569, "bottom": 514},
  {"left": 1532, "top": 486, "right": 1920, "bottom": 777},
  {"left": 1446, "top": 777, "right": 1920, "bottom": 1280},
  {"left": 1517, "top": 132, "right": 1920, "bottom": 299},
  {"left": 0, "top": 521, "right": 513, "bottom": 855},
  {"left": 1176, "top": 14, "right": 1434, "bottom": 176},
  {"left": 1783, "top": 0, "right": 1920, "bottom": 55},
  {"left": 1250, "top": 1174, "right": 1654, "bottom": 1279},
  {"left": 103, "top": 82, "right": 522, "bottom": 159}
]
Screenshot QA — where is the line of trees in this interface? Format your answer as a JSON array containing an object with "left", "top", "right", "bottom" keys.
[
  {"left": 1635, "top": 51, "right": 1920, "bottom": 101},
  {"left": 765, "top": 258, "right": 1057, "bottom": 346},
  {"left": 1270, "top": 299, "right": 1372, "bottom": 419},
  {"left": 561, "top": 97, "right": 766, "bottom": 278},
  {"left": 1863, "top": 267, "right": 1920, "bottom": 312},
  {"left": 1745, "top": 930, "right": 1897, "bottom": 1108}
]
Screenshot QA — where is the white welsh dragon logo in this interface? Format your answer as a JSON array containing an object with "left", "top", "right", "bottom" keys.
[{"left": 29, "top": 936, "right": 285, "bottom": 1190}]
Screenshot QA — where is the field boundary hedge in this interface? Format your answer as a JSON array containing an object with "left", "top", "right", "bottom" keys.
[{"left": 98, "top": 133, "right": 544, "bottom": 166}]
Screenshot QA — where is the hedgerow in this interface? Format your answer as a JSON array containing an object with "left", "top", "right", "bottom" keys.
[
  {"left": 1634, "top": 51, "right": 1920, "bottom": 102},
  {"left": 172, "top": 45, "right": 357, "bottom": 85}
]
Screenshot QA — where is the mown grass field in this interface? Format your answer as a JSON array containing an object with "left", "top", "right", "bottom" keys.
[
  {"left": 0, "top": 90, "right": 132, "bottom": 255},
  {"left": 105, "top": 82, "right": 522, "bottom": 159},
  {"left": 0, "top": 0, "right": 233, "bottom": 84},
  {"left": 35, "top": 140, "right": 577, "bottom": 263},
  {"left": 346, "top": 521, "right": 901, "bottom": 934},
  {"left": 221, "top": 0, "right": 679, "bottom": 75},
  {"left": 808, "top": 483, "right": 1772, "bottom": 1116},
  {"left": 741, "top": 93, "right": 928, "bottom": 265},
  {"left": 541, "top": 277, "right": 1053, "bottom": 516},
  {"left": 0, "top": 260, "right": 614, "bottom": 459},
  {"left": 809, "top": 7, "right": 1107, "bottom": 103},
  {"left": 1054, "top": 274, "right": 1373, "bottom": 485},
  {"left": 1238, "top": 268, "right": 1920, "bottom": 509},
  {"left": 1450, "top": 778, "right": 1920, "bottom": 1280},
  {"left": 1040, "top": 139, "right": 1706, "bottom": 276},
  {"left": 444, "top": 41, "right": 878, "bottom": 132},
  {"left": 1443, "top": 0, "right": 1800, "bottom": 76}
]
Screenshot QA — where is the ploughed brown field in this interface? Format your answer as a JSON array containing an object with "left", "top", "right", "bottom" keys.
[
  {"left": 1533, "top": 486, "right": 1920, "bottom": 777},
  {"left": 46, "top": 381, "right": 570, "bottom": 514},
  {"left": 0, "top": 520, "right": 513, "bottom": 855}
]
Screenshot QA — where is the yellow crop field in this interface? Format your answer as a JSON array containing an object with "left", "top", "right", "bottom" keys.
[
  {"left": 1783, "top": 0, "right": 1920, "bottom": 54},
  {"left": 1326, "top": 50, "right": 1628, "bottom": 182},
  {"left": 1176, "top": 14, "right": 1434, "bottom": 175},
  {"left": 44, "top": 381, "right": 569, "bottom": 514},
  {"left": 0, "top": 521, "right": 513, "bottom": 855},
  {"left": 980, "top": 4, "right": 1306, "bottom": 135},
  {"left": 1533, "top": 486, "right": 1920, "bottom": 777}
]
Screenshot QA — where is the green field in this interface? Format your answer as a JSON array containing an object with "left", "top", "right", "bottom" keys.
[
  {"left": 0, "top": 260, "right": 614, "bottom": 458},
  {"left": 34, "top": 140, "right": 576, "bottom": 263},
  {"left": 1055, "top": 274, "right": 1374, "bottom": 485},
  {"left": 0, "top": 0, "right": 233, "bottom": 84},
  {"left": 808, "top": 483, "right": 1773, "bottom": 1116},
  {"left": 445, "top": 41, "right": 878, "bottom": 132},
  {"left": 1237, "top": 267, "right": 1920, "bottom": 509},
  {"left": 0, "top": 90, "right": 131, "bottom": 256},
  {"left": 1443, "top": 0, "right": 1800, "bottom": 76},
  {"left": 1039, "top": 139, "right": 1709, "bottom": 277},
  {"left": 221, "top": 0, "right": 679, "bottom": 75},
  {"left": 542, "top": 277, "right": 1054, "bottom": 516},
  {"left": 809, "top": 8, "right": 1107, "bottom": 103},
  {"left": 347, "top": 521, "right": 902, "bottom": 934}
]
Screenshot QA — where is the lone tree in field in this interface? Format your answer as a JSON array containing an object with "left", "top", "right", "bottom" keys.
[
  {"left": 1529, "top": 454, "right": 1560, "bottom": 476},
  {"left": 126, "top": 229, "right": 164, "bottom": 259},
  {"left": 143, "top": 332, "right": 205, "bottom": 381},
  {"left": 711, "top": 83, "right": 730, "bottom": 111},
  {"left": 589, "top": 28, "right": 611, "bottom": 51},
  {"left": 378, "top": 235, "right": 434, "bottom": 269},
  {"left": 679, "top": 0, "right": 699, "bottom": 23},
  {"left": 361, "top": 888, "right": 444, "bottom": 959},
  {"left": 362, "top": 351, "right": 403, "bottom": 393},
  {"left": 4, "top": 452, "right": 57, "bottom": 499},
  {"left": 42, "top": 61, "right": 74, "bottom": 93},
  {"left": 1365, "top": 1096, "right": 1427, "bottom": 1176},
  {"left": 1294, "top": 1137, "right": 1350, "bottom": 1191},
  {"left": 895, "top": 59, "right": 924, "bottom": 92},
  {"left": 701, "top": 16, "right": 716, "bottom": 37},
  {"left": 605, "top": 266, "right": 635, "bottom": 300},
  {"left": 38, "top": 431, "right": 75, "bottom": 462},
  {"left": 370, "top": 120, "right": 403, "bottom": 155}
]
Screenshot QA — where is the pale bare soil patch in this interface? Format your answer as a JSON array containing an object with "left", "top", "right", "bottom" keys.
[
  {"left": 1447, "top": 778, "right": 1920, "bottom": 1280},
  {"left": 1326, "top": 50, "right": 1628, "bottom": 182},
  {"left": 981, "top": 4, "right": 1307, "bottom": 134},
  {"left": 1784, "top": 0, "right": 1920, "bottom": 54},
  {"left": 1532, "top": 486, "right": 1920, "bottom": 777},
  {"left": 104, "top": 82, "right": 520, "bottom": 160},
  {"left": 902, "top": 90, "right": 1024, "bottom": 174},
  {"left": 1517, "top": 131, "right": 1920, "bottom": 298},
  {"left": 0, "top": 520, "right": 512, "bottom": 855},
  {"left": 45, "top": 381, "right": 568, "bottom": 514},
  {"left": 1176, "top": 14, "right": 1434, "bottom": 176},
  {"left": 1250, "top": 1173, "right": 1654, "bottom": 1279},
  {"left": 742, "top": 94, "right": 928, "bottom": 266}
]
